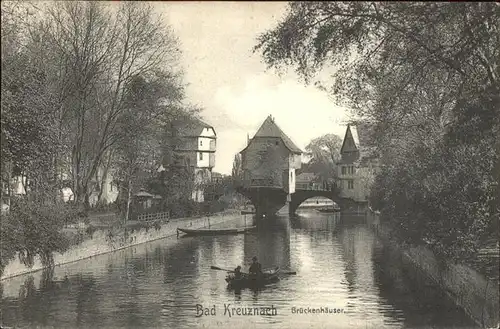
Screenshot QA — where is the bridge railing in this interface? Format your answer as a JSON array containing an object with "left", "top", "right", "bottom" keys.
[
  {"left": 295, "top": 182, "right": 338, "bottom": 192},
  {"left": 249, "top": 178, "right": 278, "bottom": 187},
  {"left": 240, "top": 179, "right": 339, "bottom": 192}
]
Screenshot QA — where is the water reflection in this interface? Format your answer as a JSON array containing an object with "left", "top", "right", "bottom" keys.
[
  {"left": 1, "top": 212, "right": 477, "bottom": 329},
  {"left": 291, "top": 211, "right": 340, "bottom": 231},
  {"left": 244, "top": 217, "right": 291, "bottom": 271}
]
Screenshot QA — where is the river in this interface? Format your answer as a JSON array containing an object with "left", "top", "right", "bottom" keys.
[{"left": 0, "top": 211, "right": 477, "bottom": 329}]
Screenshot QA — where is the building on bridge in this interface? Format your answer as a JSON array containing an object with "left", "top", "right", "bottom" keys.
[
  {"left": 240, "top": 115, "right": 302, "bottom": 193},
  {"left": 337, "top": 124, "right": 379, "bottom": 202},
  {"left": 239, "top": 115, "right": 302, "bottom": 216},
  {"left": 237, "top": 117, "right": 374, "bottom": 218}
]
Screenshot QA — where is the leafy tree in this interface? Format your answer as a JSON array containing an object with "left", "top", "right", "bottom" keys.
[
  {"left": 0, "top": 198, "right": 78, "bottom": 277},
  {"left": 255, "top": 3, "right": 499, "bottom": 149},
  {"left": 302, "top": 134, "right": 342, "bottom": 182},
  {"left": 113, "top": 71, "right": 184, "bottom": 221},
  {"left": 254, "top": 2, "right": 500, "bottom": 264},
  {"left": 1, "top": 2, "right": 62, "bottom": 202}
]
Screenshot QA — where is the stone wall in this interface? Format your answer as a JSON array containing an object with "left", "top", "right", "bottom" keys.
[
  {"left": 366, "top": 212, "right": 499, "bottom": 328},
  {"left": 1, "top": 210, "right": 239, "bottom": 281}
]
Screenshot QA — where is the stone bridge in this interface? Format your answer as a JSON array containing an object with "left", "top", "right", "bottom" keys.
[
  {"left": 236, "top": 115, "right": 369, "bottom": 220},
  {"left": 237, "top": 184, "right": 359, "bottom": 219}
]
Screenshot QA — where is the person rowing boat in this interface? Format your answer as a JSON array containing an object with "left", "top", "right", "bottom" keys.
[
  {"left": 233, "top": 266, "right": 243, "bottom": 279},
  {"left": 248, "top": 256, "right": 262, "bottom": 280}
]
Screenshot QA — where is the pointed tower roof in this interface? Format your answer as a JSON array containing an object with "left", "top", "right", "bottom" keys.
[
  {"left": 247, "top": 115, "right": 302, "bottom": 154},
  {"left": 340, "top": 124, "right": 360, "bottom": 153}
]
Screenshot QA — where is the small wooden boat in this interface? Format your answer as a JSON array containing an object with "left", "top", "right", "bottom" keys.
[
  {"left": 225, "top": 267, "right": 280, "bottom": 289},
  {"left": 177, "top": 226, "right": 256, "bottom": 236}
]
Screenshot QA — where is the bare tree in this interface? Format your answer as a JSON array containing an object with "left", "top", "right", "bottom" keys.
[{"left": 42, "top": 2, "right": 181, "bottom": 209}]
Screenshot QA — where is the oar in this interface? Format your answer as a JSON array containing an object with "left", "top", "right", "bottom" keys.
[
  {"left": 210, "top": 265, "right": 234, "bottom": 272},
  {"left": 211, "top": 265, "right": 248, "bottom": 274},
  {"left": 211, "top": 266, "right": 253, "bottom": 277}
]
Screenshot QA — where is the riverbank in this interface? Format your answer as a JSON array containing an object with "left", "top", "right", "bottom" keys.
[
  {"left": 366, "top": 211, "right": 499, "bottom": 328},
  {"left": 1, "top": 209, "right": 241, "bottom": 281}
]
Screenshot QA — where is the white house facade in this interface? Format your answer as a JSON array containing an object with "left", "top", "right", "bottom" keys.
[{"left": 174, "top": 118, "right": 217, "bottom": 203}]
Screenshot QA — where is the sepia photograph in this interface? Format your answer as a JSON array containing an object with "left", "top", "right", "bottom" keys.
[{"left": 1, "top": 2, "right": 499, "bottom": 329}]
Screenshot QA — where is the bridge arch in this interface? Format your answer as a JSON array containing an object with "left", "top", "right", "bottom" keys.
[
  {"left": 294, "top": 196, "right": 339, "bottom": 210},
  {"left": 236, "top": 185, "right": 358, "bottom": 218},
  {"left": 289, "top": 190, "right": 343, "bottom": 215}
]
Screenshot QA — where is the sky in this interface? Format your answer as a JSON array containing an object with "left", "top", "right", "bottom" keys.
[{"left": 156, "top": 2, "right": 352, "bottom": 174}]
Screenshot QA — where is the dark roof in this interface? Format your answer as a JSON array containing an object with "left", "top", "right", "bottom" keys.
[
  {"left": 242, "top": 115, "right": 302, "bottom": 154},
  {"left": 176, "top": 117, "right": 215, "bottom": 137},
  {"left": 340, "top": 124, "right": 360, "bottom": 153}
]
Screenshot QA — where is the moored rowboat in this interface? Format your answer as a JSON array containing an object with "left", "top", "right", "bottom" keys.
[
  {"left": 177, "top": 226, "right": 256, "bottom": 236},
  {"left": 225, "top": 267, "right": 280, "bottom": 289}
]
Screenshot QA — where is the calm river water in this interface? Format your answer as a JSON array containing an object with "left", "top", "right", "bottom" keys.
[{"left": 1, "top": 211, "right": 477, "bottom": 329}]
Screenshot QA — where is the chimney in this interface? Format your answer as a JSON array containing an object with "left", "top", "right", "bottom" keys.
[{"left": 247, "top": 133, "right": 250, "bottom": 145}]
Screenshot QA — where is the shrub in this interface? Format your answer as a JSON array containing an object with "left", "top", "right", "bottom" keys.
[
  {"left": 370, "top": 129, "right": 498, "bottom": 264},
  {"left": 0, "top": 198, "right": 78, "bottom": 276}
]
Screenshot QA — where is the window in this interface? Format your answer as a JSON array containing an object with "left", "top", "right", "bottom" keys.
[
  {"left": 348, "top": 180, "right": 354, "bottom": 189},
  {"left": 275, "top": 141, "right": 279, "bottom": 145},
  {"left": 341, "top": 166, "right": 347, "bottom": 175},
  {"left": 200, "top": 140, "right": 203, "bottom": 146},
  {"left": 199, "top": 152, "right": 203, "bottom": 160},
  {"left": 348, "top": 166, "right": 355, "bottom": 175}
]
